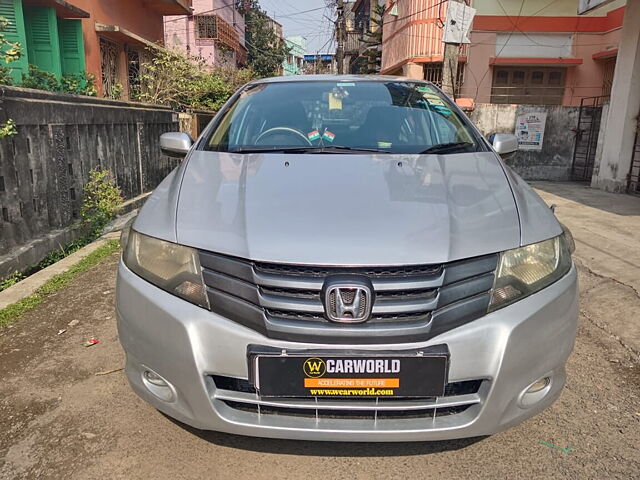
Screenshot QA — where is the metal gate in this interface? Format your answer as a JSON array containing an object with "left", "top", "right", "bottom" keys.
[
  {"left": 627, "top": 126, "right": 640, "bottom": 196},
  {"left": 571, "top": 96, "right": 609, "bottom": 182}
]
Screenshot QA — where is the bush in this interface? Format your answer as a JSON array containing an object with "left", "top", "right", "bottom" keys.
[
  {"left": 20, "top": 65, "right": 98, "bottom": 96},
  {"left": 21, "top": 64, "right": 59, "bottom": 91},
  {"left": 138, "top": 47, "right": 256, "bottom": 111},
  {"left": 60, "top": 72, "right": 97, "bottom": 96},
  {"left": 80, "top": 169, "right": 123, "bottom": 240}
]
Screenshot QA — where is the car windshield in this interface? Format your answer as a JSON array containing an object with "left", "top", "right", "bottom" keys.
[{"left": 204, "top": 80, "right": 482, "bottom": 154}]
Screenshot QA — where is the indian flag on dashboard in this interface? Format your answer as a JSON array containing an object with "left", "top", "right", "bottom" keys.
[{"left": 323, "top": 130, "right": 335, "bottom": 143}]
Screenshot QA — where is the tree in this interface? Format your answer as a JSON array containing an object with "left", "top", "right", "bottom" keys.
[
  {"left": 242, "top": 0, "right": 289, "bottom": 78},
  {"left": 137, "top": 47, "right": 255, "bottom": 111},
  {"left": 357, "top": 3, "right": 384, "bottom": 75}
]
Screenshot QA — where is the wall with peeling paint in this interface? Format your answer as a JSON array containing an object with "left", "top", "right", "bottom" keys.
[
  {"left": 0, "top": 87, "right": 180, "bottom": 276},
  {"left": 469, "top": 103, "right": 580, "bottom": 181}
]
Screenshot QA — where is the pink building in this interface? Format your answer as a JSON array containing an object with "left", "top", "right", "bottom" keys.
[
  {"left": 165, "top": 0, "right": 246, "bottom": 67},
  {"left": 381, "top": 0, "right": 626, "bottom": 106}
]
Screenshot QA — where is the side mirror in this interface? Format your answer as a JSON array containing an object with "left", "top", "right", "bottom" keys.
[
  {"left": 160, "top": 132, "right": 194, "bottom": 158},
  {"left": 488, "top": 133, "right": 518, "bottom": 160}
]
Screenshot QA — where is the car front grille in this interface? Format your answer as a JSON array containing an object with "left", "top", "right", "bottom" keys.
[
  {"left": 198, "top": 251, "right": 498, "bottom": 344},
  {"left": 209, "top": 375, "right": 486, "bottom": 425}
]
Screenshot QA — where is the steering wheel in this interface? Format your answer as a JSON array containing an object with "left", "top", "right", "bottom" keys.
[{"left": 255, "top": 127, "right": 312, "bottom": 146}]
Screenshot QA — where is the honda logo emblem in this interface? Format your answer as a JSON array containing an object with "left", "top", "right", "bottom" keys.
[{"left": 323, "top": 279, "right": 373, "bottom": 323}]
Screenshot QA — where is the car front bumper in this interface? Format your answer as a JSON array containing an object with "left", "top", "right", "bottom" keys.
[{"left": 116, "top": 259, "right": 578, "bottom": 442}]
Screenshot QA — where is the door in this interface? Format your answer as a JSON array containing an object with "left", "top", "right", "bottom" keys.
[{"left": 571, "top": 96, "right": 608, "bottom": 182}]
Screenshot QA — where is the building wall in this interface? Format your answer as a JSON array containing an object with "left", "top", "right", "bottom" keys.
[
  {"left": 283, "top": 36, "right": 306, "bottom": 75},
  {"left": 383, "top": 0, "right": 627, "bottom": 106},
  {"left": 381, "top": 0, "right": 452, "bottom": 75},
  {"left": 465, "top": 0, "right": 626, "bottom": 106},
  {"left": 164, "top": 0, "right": 246, "bottom": 68},
  {"left": 71, "top": 0, "right": 169, "bottom": 95}
]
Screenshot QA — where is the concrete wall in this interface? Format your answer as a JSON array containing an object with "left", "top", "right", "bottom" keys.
[
  {"left": 469, "top": 103, "right": 580, "bottom": 181},
  {"left": 0, "top": 87, "right": 180, "bottom": 277}
]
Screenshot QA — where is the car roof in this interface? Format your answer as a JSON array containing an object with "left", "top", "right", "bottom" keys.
[{"left": 248, "top": 74, "right": 434, "bottom": 86}]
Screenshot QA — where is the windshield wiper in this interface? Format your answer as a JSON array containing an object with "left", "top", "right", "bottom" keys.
[
  {"left": 420, "top": 142, "right": 475, "bottom": 154},
  {"left": 226, "top": 146, "right": 316, "bottom": 154},
  {"left": 225, "top": 146, "right": 386, "bottom": 154}
]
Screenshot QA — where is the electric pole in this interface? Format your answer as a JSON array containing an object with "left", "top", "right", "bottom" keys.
[
  {"left": 336, "top": 0, "right": 345, "bottom": 74},
  {"left": 442, "top": 0, "right": 463, "bottom": 98}
]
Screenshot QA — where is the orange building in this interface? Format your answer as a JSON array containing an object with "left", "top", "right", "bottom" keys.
[
  {"left": 74, "top": 0, "right": 191, "bottom": 98},
  {"left": 381, "top": 0, "right": 626, "bottom": 106},
  {"left": 2, "top": 0, "right": 192, "bottom": 98}
]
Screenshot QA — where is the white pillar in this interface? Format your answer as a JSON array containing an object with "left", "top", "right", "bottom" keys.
[{"left": 592, "top": 1, "right": 640, "bottom": 192}]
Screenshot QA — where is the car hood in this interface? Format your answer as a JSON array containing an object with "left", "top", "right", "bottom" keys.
[{"left": 162, "top": 150, "right": 522, "bottom": 265}]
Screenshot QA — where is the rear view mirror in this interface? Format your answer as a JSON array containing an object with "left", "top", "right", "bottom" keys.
[
  {"left": 160, "top": 132, "right": 194, "bottom": 158},
  {"left": 488, "top": 133, "right": 518, "bottom": 160}
]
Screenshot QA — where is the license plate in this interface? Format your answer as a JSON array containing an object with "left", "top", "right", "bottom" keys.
[{"left": 251, "top": 349, "right": 448, "bottom": 398}]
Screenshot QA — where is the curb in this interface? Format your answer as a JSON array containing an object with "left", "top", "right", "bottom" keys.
[{"left": 0, "top": 231, "right": 121, "bottom": 311}]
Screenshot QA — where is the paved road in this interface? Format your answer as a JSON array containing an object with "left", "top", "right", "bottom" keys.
[
  {"left": 1, "top": 249, "right": 639, "bottom": 479},
  {"left": 2, "top": 182, "right": 640, "bottom": 479}
]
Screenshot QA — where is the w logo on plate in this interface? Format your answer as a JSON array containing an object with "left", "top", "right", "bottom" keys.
[{"left": 303, "top": 358, "right": 326, "bottom": 378}]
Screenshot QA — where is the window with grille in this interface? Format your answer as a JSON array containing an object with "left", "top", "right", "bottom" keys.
[
  {"left": 423, "top": 62, "right": 464, "bottom": 96},
  {"left": 100, "top": 37, "right": 120, "bottom": 99},
  {"left": 491, "top": 67, "right": 566, "bottom": 105},
  {"left": 195, "top": 15, "right": 217, "bottom": 39},
  {"left": 602, "top": 58, "right": 616, "bottom": 96}
]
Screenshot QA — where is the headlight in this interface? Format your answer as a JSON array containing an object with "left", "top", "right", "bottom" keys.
[
  {"left": 489, "top": 235, "right": 572, "bottom": 311},
  {"left": 123, "top": 231, "right": 210, "bottom": 309}
]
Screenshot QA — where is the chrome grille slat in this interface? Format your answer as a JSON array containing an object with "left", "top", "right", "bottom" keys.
[
  {"left": 198, "top": 250, "right": 498, "bottom": 343},
  {"left": 213, "top": 389, "right": 481, "bottom": 411}
]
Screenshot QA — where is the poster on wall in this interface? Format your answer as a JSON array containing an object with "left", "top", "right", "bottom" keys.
[
  {"left": 578, "top": 0, "right": 615, "bottom": 15},
  {"left": 442, "top": 2, "right": 476, "bottom": 44},
  {"left": 515, "top": 112, "right": 548, "bottom": 151}
]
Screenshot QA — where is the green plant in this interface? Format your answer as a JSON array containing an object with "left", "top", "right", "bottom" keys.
[
  {"left": 137, "top": 48, "right": 255, "bottom": 110},
  {"left": 0, "top": 118, "right": 16, "bottom": 138},
  {"left": 0, "top": 15, "right": 22, "bottom": 133},
  {"left": 20, "top": 64, "right": 60, "bottom": 91},
  {"left": 61, "top": 72, "right": 97, "bottom": 96},
  {"left": 0, "top": 270, "right": 25, "bottom": 292},
  {"left": 80, "top": 169, "right": 123, "bottom": 240},
  {"left": 0, "top": 64, "right": 13, "bottom": 85},
  {"left": 108, "top": 82, "right": 123, "bottom": 99}
]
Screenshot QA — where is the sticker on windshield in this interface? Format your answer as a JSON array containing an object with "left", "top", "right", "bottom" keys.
[
  {"left": 307, "top": 130, "right": 321, "bottom": 141},
  {"left": 378, "top": 141, "right": 392, "bottom": 148},
  {"left": 337, "top": 82, "right": 355, "bottom": 87},
  {"left": 329, "top": 93, "right": 343, "bottom": 110},
  {"left": 323, "top": 130, "right": 336, "bottom": 143}
]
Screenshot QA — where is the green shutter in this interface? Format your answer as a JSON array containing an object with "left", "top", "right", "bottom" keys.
[
  {"left": 0, "top": 0, "right": 28, "bottom": 83},
  {"left": 58, "top": 18, "right": 85, "bottom": 76},
  {"left": 23, "top": 5, "right": 61, "bottom": 78}
]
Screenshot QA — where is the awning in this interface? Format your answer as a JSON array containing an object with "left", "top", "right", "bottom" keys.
[
  {"left": 95, "top": 24, "right": 160, "bottom": 49},
  {"left": 592, "top": 48, "right": 618, "bottom": 60},
  {"left": 151, "top": 0, "right": 191, "bottom": 15},
  {"left": 489, "top": 57, "right": 583, "bottom": 67},
  {"left": 23, "top": 0, "right": 89, "bottom": 18}
]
